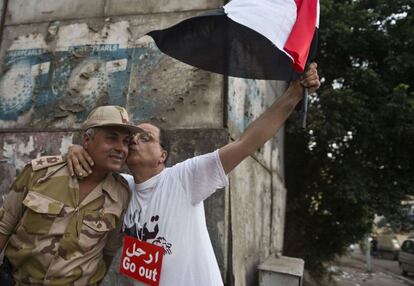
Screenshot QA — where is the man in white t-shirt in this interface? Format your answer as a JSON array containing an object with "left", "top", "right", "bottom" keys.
[{"left": 67, "top": 63, "right": 320, "bottom": 285}]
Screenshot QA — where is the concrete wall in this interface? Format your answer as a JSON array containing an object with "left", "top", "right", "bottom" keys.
[
  {"left": 227, "top": 78, "right": 288, "bottom": 285},
  {"left": 227, "top": 78, "right": 287, "bottom": 176},
  {"left": 0, "top": 0, "right": 4, "bottom": 26},
  {"left": 0, "top": 0, "right": 289, "bottom": 285}
]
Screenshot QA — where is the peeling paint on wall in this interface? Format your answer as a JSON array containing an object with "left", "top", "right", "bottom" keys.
[
  {"left": 0, "top": 20, "right": 223, "bottom": 130},
  {"left": 2, "top": 136, "right": 35, "bottom": 169},
  {"left": 0, "top": 133, "right": 73, "bottom": 169},
  {"left": 228, "top": 78, "right": 272, "bottom": 134},
  {"left": 124, "top": 35, "right": 223, "bottom": 128},
  {"left": 0, "top": 132, "right": 74, "bottom": 203},
  {"left": 0, "top": 21, "right": 133, "bottom": 128},
  {"left": 0, "top": 33, "right": 49, "bottom": 121}
]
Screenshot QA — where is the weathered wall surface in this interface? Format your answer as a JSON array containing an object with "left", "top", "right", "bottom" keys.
[
  {"left": 0, "top": 132, "right": 74, "bottom": 201},
  {"left": 229, "top": 157, "right": 272, "bottom": 286},
  {"left": 5, "top": 0, "right": 223, "bottom": 25},
  {"left": 227, "top": 78, "right": 287, "bottom": 176},
  {"left": 0, "top": 0, "right": 4, "bottom": 26},
  {"left": 0, "top": 0, "right": 289, "bottom": 285},
  {"left": 227, "top": 78, "right": 288, "bottom": 284},
  {"left": 0, "top": 21, "right": 223, "bottom": 129}
]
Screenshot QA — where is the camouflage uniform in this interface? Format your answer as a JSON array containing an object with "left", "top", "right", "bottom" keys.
[{"left": 0, "top": 156, "right": 130, "bottom": 286}]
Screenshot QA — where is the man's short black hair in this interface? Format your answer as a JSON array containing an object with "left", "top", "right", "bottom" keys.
[{"left": 158, "top": 127, "right": 171, "bottom": 164}]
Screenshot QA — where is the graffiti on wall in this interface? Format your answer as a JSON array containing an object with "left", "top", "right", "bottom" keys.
[
  {"left": 0, "top": 20, "right": 223, "bottom": 130},
  {"left": 0, "top": 21, "right": 133, "bottom": 128}
]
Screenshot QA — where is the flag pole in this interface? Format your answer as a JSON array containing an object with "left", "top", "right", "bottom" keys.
[{"left": 300, "top": 88, "right": 309, "bottom": 129}]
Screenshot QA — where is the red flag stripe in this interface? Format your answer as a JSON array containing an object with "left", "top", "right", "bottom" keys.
[
  {"left": 224, "top": 0, "right": 319, "bottom": 73},
  {"left": 284, "top": 0, "right": 319, "bottom": 72}
]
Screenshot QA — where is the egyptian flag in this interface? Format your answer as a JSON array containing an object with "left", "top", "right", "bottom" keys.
[{"left": 148, "top": 0, "right": 320, "bottom": 81}]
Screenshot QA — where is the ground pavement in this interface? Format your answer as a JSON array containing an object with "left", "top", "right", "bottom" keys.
[{"left": 322, "top": 250, "right": 414, "bottom": 286}]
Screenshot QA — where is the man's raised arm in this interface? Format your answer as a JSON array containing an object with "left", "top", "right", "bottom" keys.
[{"left": 219, "top": 63, "right": 320, "bottom": 174}]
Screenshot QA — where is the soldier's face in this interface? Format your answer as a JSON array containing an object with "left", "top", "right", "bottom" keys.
[
  {"left": 84, "top": 127, "right": 131, "bottom": 173},
  {"left": 127, "top": 123, "right": 167, "bottom": 168}
]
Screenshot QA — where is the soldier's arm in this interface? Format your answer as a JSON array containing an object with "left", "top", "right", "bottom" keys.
[
  {"left": 219, "top": 63, "right": 320, "bottom": 174},
  {"left": 0, "top": 165, "right": 32, "bottom": 252}
]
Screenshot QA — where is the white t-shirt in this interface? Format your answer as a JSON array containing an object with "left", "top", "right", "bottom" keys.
[{"left": 121, "top": 150, "right": 229, "bottom": 286}]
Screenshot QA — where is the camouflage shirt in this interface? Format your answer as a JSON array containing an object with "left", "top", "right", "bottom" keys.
[{"left": 0, "top": 156, "right": 130, "bottom": 286}]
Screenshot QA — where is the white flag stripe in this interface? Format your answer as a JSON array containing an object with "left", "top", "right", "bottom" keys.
[{"left": 224, "top": 0, "right": 298, "bottom": 52}]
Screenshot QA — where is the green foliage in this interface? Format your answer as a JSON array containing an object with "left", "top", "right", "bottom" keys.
[{"left": 283, "top": 0, "right": 414, "bottom": 270}]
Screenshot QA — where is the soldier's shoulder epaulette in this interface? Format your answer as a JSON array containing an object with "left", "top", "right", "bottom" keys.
[{"left": 31, "top": 155, "right": 66, "bottom": 171}]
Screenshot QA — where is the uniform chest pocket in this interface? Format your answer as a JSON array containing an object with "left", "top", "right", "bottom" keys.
[
  {"left": 21, "top": 192, "right": 64, "bottom": 235},
  {"left": 79, "top": 211, "right": 117, "bottom": 252}
]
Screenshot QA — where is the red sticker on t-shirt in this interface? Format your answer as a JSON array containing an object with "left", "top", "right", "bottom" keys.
[{"left": 120, "top": 235, "right": 164, "bottom": 286}]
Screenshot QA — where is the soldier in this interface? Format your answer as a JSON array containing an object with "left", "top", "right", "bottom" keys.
[{"left": 0, "top": 106, "right": 141, "bottom": 285}]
